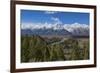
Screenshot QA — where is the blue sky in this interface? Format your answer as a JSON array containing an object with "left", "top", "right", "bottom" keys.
[{"left": 21, "top": 10, "right": 90, "bottom": 25}]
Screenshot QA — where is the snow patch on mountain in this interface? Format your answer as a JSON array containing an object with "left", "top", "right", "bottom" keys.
[{"left": 63, "top": 23, "right": 89, "bottom": 32}]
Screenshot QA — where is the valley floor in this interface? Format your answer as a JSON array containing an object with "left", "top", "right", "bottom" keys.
[{"left": 21, "top": 35, "right": 89, "bottom": 62}]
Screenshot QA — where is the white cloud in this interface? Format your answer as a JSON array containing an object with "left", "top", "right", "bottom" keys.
[
  {"left": 44, "top": 11, "right": 58, "bottom": 14},
  {"left": 51, "top": 17, "right": 62, "bottom": 24},
  {"left": 51, "top": 17, "right": 59, "bottom": 21}
]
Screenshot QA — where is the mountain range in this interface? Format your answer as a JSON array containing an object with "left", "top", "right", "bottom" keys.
[{"left": 21, "top": 23, "right": 89, "bottom": 37}]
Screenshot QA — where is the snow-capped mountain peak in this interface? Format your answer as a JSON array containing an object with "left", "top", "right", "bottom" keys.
[
  {"left": 21, "top": 23, "right": 64, "bottom": 30},
  {"left": 21, "top": 22, "right": 89, "bottom": 30},
  {"left": 21, "top": 22, "right": 89, "bottom": 36},
  {"left": 63, "top": 22, "right": 89, "bottom": 32}
]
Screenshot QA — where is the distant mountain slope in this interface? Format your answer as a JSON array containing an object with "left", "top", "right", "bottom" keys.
[
  {"left": 21, "top": 28, "right": 72, "bottom": 36},
  {"left": 21, "top": 23, "right": 89, "bottom": 36}
]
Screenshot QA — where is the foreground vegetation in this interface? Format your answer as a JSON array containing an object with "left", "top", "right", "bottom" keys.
[{"left": 21, "top": 35, "right": 89, "bottom": 62}]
